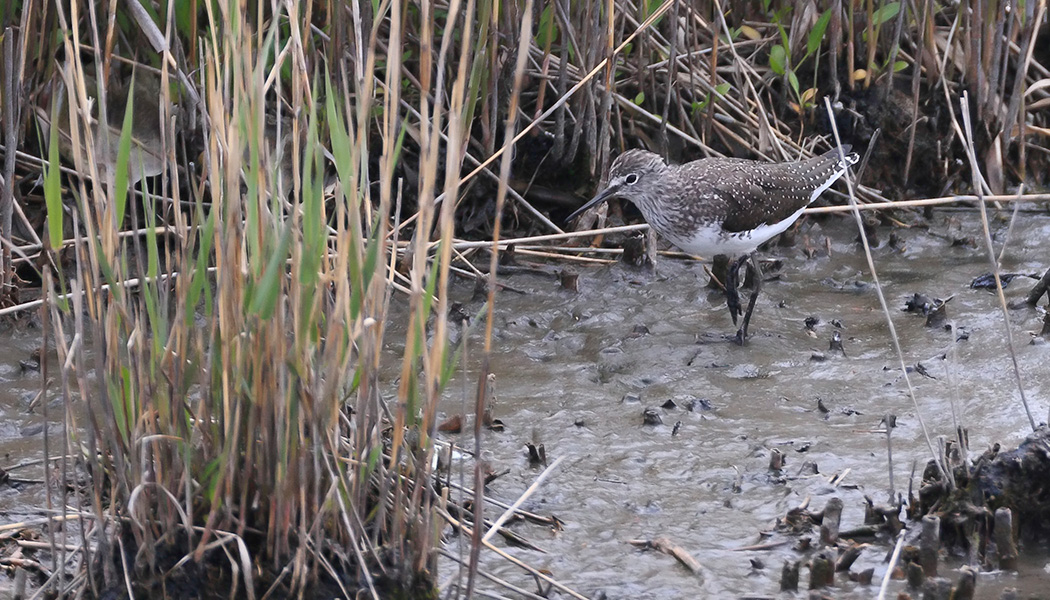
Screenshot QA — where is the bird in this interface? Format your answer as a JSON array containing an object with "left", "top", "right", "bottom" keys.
[{"left": 567, "top": 145, "right": 860, "bottom": 343}]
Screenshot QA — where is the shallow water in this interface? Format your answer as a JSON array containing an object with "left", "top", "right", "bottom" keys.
[
  {"left": 0, "top": 322, "right": 59, "bottom": 516},
  {"left": 0, "top": 209, "right": 1047, "bottom": 598},
  {"left": 423, "top": 209, "right": 1050, "bottom": 598}
]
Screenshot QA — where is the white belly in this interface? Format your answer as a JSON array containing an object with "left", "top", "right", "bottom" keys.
[{"left": 664, "top": 207, "right": 806, "bottom": 258}]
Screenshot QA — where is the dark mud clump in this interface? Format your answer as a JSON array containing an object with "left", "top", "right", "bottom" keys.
[
  {"left": 89, "top": 528, "right": 436, "bottom": 600},
  {"left": 972, "top": 427, "right": 1050, "bottom": 540},
  {"left": 916, "top": 426, "right": 1050, "bottom": 556}
]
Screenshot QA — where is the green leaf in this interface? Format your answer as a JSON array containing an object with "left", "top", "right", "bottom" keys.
[
  {"left": 776, "top": 17, "right": 790, "bottom": 50},
  {"left": 361, "top": 215, "right": 383, "bottom": 293},
  {"left": 112, "top": 366, "right": 132, "bottom": 442},
  {"left": 769, "top": 44, "right": 787, "bottom": 75},
  {"left": 788, "top": 70, "right": 800, "bottom": 97},
  {"left": 185, "top": 202, "right": 216, "bottom": 328},
  {"left": 462, "top": 0, "right": 492, "bottom": 134},
  {"left": 44, "top": 107, "right": 63, "bottom": 250},
  {"left": 893, "top": 60, "right": 908, "bottom": 72},
  {"left": 324, "top": 75, "right": 353, "bottom": 193},
  {"left": 173, "top": 0, "right": 196, "bottom": 39},
  {"left": 390, "top": 117, "right": 408, "bottom": 173},
  {"left": 143, "top": 194, "right": 159, "bottom": 280},
  {"left": 633, "top": 91, "right": 645, "bottom": 105},
  {"left": 421, "top": 241, "right": 441, "bottom": 318},
  {"left": 439, "top": 302, "right": 490, "bottom": 389},
  {"left": 714, "top": 82, "right": 731, "bottom": 97},
  {"left": 807, "top": 9, "right": 832, "bottom": 58},
  {"left": 94, "top": 238, "right": 120, "bottom": 289},
  {"left": 113, "top": 74, "right": 136, "bottom": 228},
  {"left": 534, "top": 4, "right": 556, "bottom": 49},
  {"left": 298, "top": 98, "right": 323, "bottom": 292},
  {"left": 366, "top": 445, "right": 382, "bottom": 475},
  {"left": 646, "top": 0, "right": 667, "bottom": 27},
  {"left": 239, "top": 108, "right": 261, "bottom": 274},
  {"left": 141, "top": 186, "right": 165, "bottom": 357},
  {"left": 871, "top": 2, "right": 901, "bottom": 26},
  {"left": 249, "top": 227, "right": 291, "bottom": 319}
]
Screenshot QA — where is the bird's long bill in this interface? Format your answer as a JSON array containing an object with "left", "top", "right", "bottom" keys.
[{"left": 566, "top": 185, "right": 620, "bottom": 223}]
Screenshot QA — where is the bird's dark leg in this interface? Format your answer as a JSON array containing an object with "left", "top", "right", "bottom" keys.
[
  {"left": 725, "top": 254, "right": 750, "bottom": 326},
  {"left": 734, "top": 252, "right": 763, "bottom": 344}
]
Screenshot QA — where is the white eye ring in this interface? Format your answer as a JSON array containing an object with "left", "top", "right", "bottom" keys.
[{"left": 625, "top": 173, "right": 639, "bottom": 185}]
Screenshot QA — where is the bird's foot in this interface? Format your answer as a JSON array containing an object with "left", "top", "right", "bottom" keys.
[
  {"left": 732, "top": 327, "right": 747, "bottom": 346},
  {"left": 724, "top": 255, "right": 749, "bottom": 325}
]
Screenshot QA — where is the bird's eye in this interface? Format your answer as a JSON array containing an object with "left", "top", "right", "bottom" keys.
[{"left": 625, "top": 173, "right": 639, "bottom": 185}]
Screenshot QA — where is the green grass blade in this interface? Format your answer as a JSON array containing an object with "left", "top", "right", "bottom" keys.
[
  {"left": 113, "top": 75, "right": 136, "bottom": 227},
  {"left": 44, "top": 107, "right": 63, "bottom": 251},
  {"left": 299, "top": 94, "right": 323, "bottom": 292},
  {"left": 249, "top": 226, "right": 291, "bottom": 319},
  {"left": 186, "top": 202, "right": 217, "bottom": 327},
  {"left": 324, "top": 73, "right": 354, "bottom": 189},
  {"left": 240, "top": 107, "right": 261, "bottom": 273},
  {"left": 872, "top": 2, "right": 901, "bottom": 26},
  {"left": 361, "top": 216, "right": 382, "bottom": 292},
  {"left": 141, "top": 186, "right": 164, "bottom": 359},
  {"left": 390, "top": 117, "right": 408, "bottom": 173},
  {"left": 534, "top": 4, "right": 555, "bottom": 49},
  {"left": 807, "top": 9, "right": 832, "bottom": 58}
]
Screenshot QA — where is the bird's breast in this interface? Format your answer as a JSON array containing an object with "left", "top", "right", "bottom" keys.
[
  {"left": 662, "top": 221, "right": 746, "bottom": 257},
  {"left": 659, "top": 207, "right": 805, "bottom": 258}
]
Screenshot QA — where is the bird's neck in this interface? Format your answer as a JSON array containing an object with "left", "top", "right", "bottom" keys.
[{"left": 631, "top": 171, "right": 684, "bottom": 234}]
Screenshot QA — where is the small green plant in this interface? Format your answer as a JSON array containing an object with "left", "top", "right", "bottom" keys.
[
  {"left": 767, "top": 5, "right": 833, "bottom": 113},
  {"left": 861, "top": 1, "right": 902, "bottom": 86},
  {"left": 690, "top": 82, "right": 731, "bottom": 117}
]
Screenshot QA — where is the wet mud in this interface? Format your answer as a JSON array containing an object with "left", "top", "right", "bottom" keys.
[
  {"left": 0, "top": 209, "right": 1047, "bottom": 598},
  {"left": 424, "top": 209, "right": 1050, "bottom": 598}
]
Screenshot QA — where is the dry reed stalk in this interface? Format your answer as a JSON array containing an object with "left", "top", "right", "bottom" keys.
[
  {"left": 451, "top": 223, "right": 650, "bottom": 250},
  {"left": 824, "top": 97, "right": 948, "bottom": 486},
  {"left": 805, "top": 193, "right": 1050, "bottom": 214},
  {"left": 513, "top": 247, "right": 617, "bottom": 264},
  {"left": 437, "top": 549, "right": 549, "bottom": 600},
  {"left": 959, "top": 94, "right": 1036, "bottom": 431},
  {"left": 393, "top": 0, "right": 677, "bottom": 237},
  {"left": 470, "top": 1, "right": 533, "bottom": 595},
  {"left": 876, "top": 531, "right": 907, "bottom": 600},
  {"left": 481, "top": 455, "right": 564, "bottom": 544},
  {"left": 436, "top": 508, "right": 592, "bottom": 600}
]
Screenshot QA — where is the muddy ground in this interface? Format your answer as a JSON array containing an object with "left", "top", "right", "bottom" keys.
[
  {"left": 0, "top": 207, "right": 1047, "bottom": 598},
  {"left": 414, "top": 208, "right": 1050, "bottom": 598}
]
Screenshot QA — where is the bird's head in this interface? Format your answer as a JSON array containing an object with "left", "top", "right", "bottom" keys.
[{"left": 566, "top": 149, "right": 668, "bottom": 222}]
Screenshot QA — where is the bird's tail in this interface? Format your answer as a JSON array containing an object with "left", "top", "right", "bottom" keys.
[
  {"left": 807, "top": 146, "right": 859, "bottom": 204},
  {"left": 830, "top": 144, "right": 860, "bottom": 171}
]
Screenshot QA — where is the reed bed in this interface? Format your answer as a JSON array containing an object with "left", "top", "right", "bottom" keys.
[{"left": 0, "top": 0, "right": 1047, "bottom": 598}]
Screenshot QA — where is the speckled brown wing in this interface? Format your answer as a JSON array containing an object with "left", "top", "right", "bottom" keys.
[{"left": 717, "top": 149, "right": 850, "bottom": 234}]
